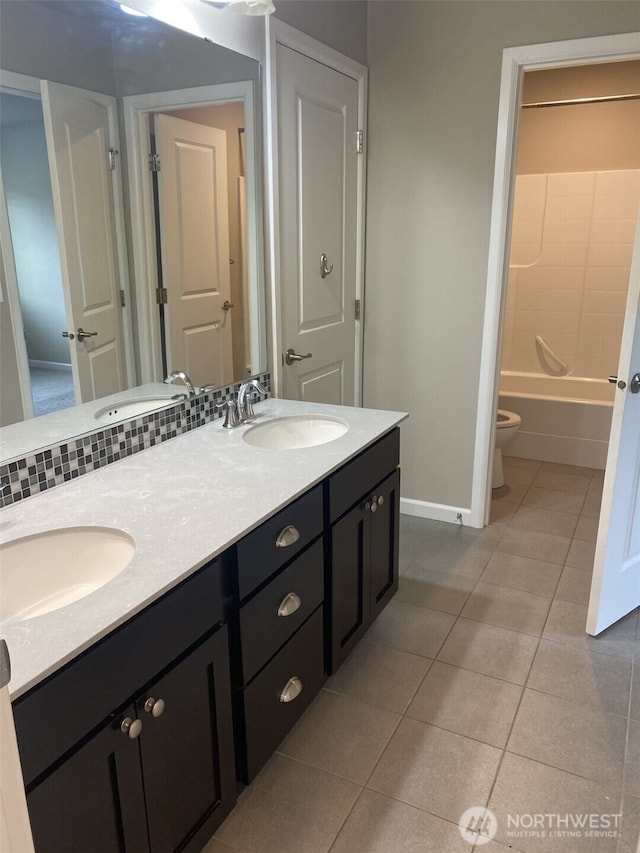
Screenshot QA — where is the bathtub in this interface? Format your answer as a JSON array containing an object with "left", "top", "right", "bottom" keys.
[{"left": 498, "top": 371, "right": 614, "bottom": 470}]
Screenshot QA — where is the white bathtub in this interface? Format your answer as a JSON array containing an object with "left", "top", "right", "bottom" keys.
[{"left": 498, "top": 371, "right": 614, "bottom": 469}]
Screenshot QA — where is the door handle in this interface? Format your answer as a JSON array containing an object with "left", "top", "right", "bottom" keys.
[
  {"left": 77, "top": 328, "right": 98, "bottom": 341},
  {"left": 631, "top": 373, "right": 640, "bottom": 394},
  {"left": 222, "top": 300, "right": 234, "bottom": 311},
  {"left": 284, "top": 348, "right": 312, "bottom": 366}
]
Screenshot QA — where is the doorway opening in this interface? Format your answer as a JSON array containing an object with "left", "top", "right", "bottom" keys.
[
  {"left": 474, "top": 33, "right": 640, "bottom": 634},
  {"left": 124, "top": 79, "right": 263, "bottom": 391},
  {"left": 148, "top": 101, "right": 248, "bottom": 389},
  {"left": 497, "top": 60, "right": 639, "bottom": 474}
]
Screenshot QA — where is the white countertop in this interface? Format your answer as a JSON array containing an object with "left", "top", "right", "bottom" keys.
[{"left": 0, "top": 399, "right": 407, "bottom": 699}]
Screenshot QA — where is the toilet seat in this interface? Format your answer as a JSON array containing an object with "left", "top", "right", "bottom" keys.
[{"left": 496, "top": 409, "right": 522, "bottom": 429}]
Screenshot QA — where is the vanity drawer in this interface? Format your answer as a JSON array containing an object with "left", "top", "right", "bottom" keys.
[
  {"left": 329, "top": 428, "right": 400, "bottom": 522},
  {"left": 236, "top": 485, "right": 323, "bottom": 599},
  {"left": 240, "top": 538, "right": 324, "bottom": 683},
  {"left": 242, "top": 606, "right": 325, "bottom": 781}
]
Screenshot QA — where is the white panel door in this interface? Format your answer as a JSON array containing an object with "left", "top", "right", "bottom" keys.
[
  {"left": 155, "top": 113, "right": 232, "bottom": 389},
  {"left": 277, "top": 44, "right": 359, "bottom": 405},
  {"left": 587, "top": 213, "right": 640, "bottom": 634},
  {"left": 41, "top": 81, "right": 126, "bottom": 402}
]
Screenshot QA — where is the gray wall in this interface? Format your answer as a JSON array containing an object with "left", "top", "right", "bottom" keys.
[
  {"left": 274, "top": 0, "right": 367, "bottom": 65},
  {"left": 364, "top": 1, "right": 639, "bottom": 510}
]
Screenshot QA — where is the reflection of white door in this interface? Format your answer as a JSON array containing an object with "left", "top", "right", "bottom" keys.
[
  {"left": 587, "top": 214, "right": 640, "bottom": 635},
  {"left": 41, "top": 81, "right": 127, "bottom": 402},
  {"left": 155, "top": 113, "right": 232, "bottom": 389},
  {"left": 277, "top": 44, "right": 359, "bottom": 405}
]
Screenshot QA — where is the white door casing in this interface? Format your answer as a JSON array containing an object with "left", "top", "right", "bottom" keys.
[
  {"left": 41, "top": 80, "right": 130, "bottom": 403},
  {"left": 155, "top": 113, "right": 233, "bottom": 388},
  {"left": 265, "top": 19, "right": 368, "bottom": 403},
  {"left": 587, "top": 212, "right": 640, "bottom": 634}
]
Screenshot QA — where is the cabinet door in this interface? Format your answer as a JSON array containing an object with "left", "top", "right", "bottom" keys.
[
  {"left": 138, "top": 628, "right": 236, "bottom": 853},
  {"left": 330, "top": 500, "right": 370, "bottom": 670},
  {"left": 369, "top": 468, "right": 400, "bottom": 624},
  {"left": 27, "top": 705, "right": 148, "bottom": 853}
]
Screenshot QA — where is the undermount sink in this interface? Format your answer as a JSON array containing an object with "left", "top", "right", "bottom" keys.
[
  {"left": 243, "top": 415, "right": 349, "bottom": 449},
  {"left": 94, "top": 396, "right": 179, "bottom": 424},
  {"left": 0, "top": 527, "right": 136, "bottom": 624}
]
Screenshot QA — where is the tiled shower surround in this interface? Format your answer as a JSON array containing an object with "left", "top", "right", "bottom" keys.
[
  {"left": 0, "top": 373, "right": 270, "bottom": 508},
  {"left": 501, "top": 169, "right": 640, "bottom": 378}
]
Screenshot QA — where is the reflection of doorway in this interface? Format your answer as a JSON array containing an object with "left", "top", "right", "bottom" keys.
[
  {"left": 476, "top": 34, "right": 640, "bottom": 634},
  {"left": 0, "top": 91, "right": 74, "bottom": 419},
  {"left": 0, "top": 72, "right": 134, "bottom": 425},
  {"left": 151, "top": 105, "right": 242, "bottom": 389},
  {"left": 124, "top": 81, "right": 258, "bottom": 389}
]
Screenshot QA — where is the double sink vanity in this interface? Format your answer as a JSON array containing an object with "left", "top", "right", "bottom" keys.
[{"left": 0, "top": 397, "right": 406, "bottom": 852}]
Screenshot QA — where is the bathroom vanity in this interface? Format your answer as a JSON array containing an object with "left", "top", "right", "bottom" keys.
[{"left": 0, "top": 399, "right": 405, "bottom": 852}]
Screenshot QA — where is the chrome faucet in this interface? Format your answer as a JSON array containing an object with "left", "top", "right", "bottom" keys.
[
  {"left": 237, "top": 379, "right": 268, "bottom": 423},
  {"left": 164, "top": 370, "right": 197, "bottom": 397}
]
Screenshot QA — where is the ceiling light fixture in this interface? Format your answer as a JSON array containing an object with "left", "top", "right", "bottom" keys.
[
  {"left": 200, "top": 0, "right": 275, "bottom": 15},
  {"left": 118, "top": 3, "right": 149, "bottom": 16}
]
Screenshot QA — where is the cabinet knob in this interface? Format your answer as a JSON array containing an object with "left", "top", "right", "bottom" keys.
[
  {"left": 277, "top": 592, "right": 302, "bottom": 617},
  {"left": 377, "top": 495, "right": 385, "bottom": 507},
  {"left": 275, "top": 525, "right": 300, "bottom": 548},
  {"left": 143, "top": 697, "right": 166, "bottom": 718},
  {"left": 279, "top": 676, "right": 303, "bottom": 703},
  {"left": 364, "top": 500, "right": 372, "bottom": 512},
  {"left": 121, "top": 717, "right": 142, "bottom": 739},
  {"left": 370, "top": 497, "right": 378, "bottom": 513}
]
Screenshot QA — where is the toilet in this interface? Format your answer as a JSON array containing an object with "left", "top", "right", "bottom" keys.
[{"left": 493, "top": 409, "right": 522, "bottom": 489}]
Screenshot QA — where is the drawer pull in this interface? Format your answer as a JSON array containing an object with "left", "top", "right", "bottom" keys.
[
  {"left": 279, "top": 676, "right": 303, "bottom": 703},
  {"left": 277, "top": 592, "right": 302, "bottom": 617},
  {"left": 276, "top": 525, "right": 301, "bottom": 548},
  {"left": 121, "top": 717, "right": 142, "bottom": 739},
  {"left": 143, "top": 697, "right": 165, "bottom": 718}
]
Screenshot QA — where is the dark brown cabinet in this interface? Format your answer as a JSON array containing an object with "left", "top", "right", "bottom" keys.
[
  {"left": 14, "top": 559, "right": 236, "bottom": 853},
  {"left": 14, "top": 427, "right": 402, "bottom": 848},
  {"left": 328, "top": 430, "right": 400, "bottom": 671}
]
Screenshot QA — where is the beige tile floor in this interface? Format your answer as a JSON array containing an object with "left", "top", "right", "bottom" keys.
[{"left": 205, "top": 457, "right": 640, "bottom": 853}]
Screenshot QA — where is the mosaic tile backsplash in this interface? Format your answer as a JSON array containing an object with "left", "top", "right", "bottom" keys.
[{"left": 0, "top": 373, "right": 270, "bottom": 509}]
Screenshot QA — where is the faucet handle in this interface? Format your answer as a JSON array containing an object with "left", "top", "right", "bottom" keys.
[{"left": 216, "top": 399, "right": 240, "bottom": 429}]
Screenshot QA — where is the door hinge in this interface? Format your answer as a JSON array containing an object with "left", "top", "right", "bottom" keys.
[
  {"left": 156, "top": 287, "right": 168, "bottom": 305},
  {"left": 355, "top": 130, "right": 364, "bottom": 154},
  {"left": 120, "top": 289, "right": 126, "bottom": 308},
  {"left": 355, "top": 298, "right": 361, "bottom": 320},
  {"left": 149, "top": 153, "right": 161, "bottom": 172},
  {"left": 108, "top": 147, "right": 119, "bottom": 171}
]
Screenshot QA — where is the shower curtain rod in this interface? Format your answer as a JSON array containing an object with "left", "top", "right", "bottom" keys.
[{"left": 522, "top": 92, "right": 640, "bottom": 109}]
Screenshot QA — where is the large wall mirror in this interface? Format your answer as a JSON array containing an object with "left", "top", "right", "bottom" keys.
[{"left": 0, "top": 0, "right": 266, "bottom": 462}]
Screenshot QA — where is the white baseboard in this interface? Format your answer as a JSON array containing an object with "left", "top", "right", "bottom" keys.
[
  {"left": 29, "top": 360, "right": 72, "bottom": 373},
  {"left": 400, "top": 498, "right": 477, "bottom": 528}
]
